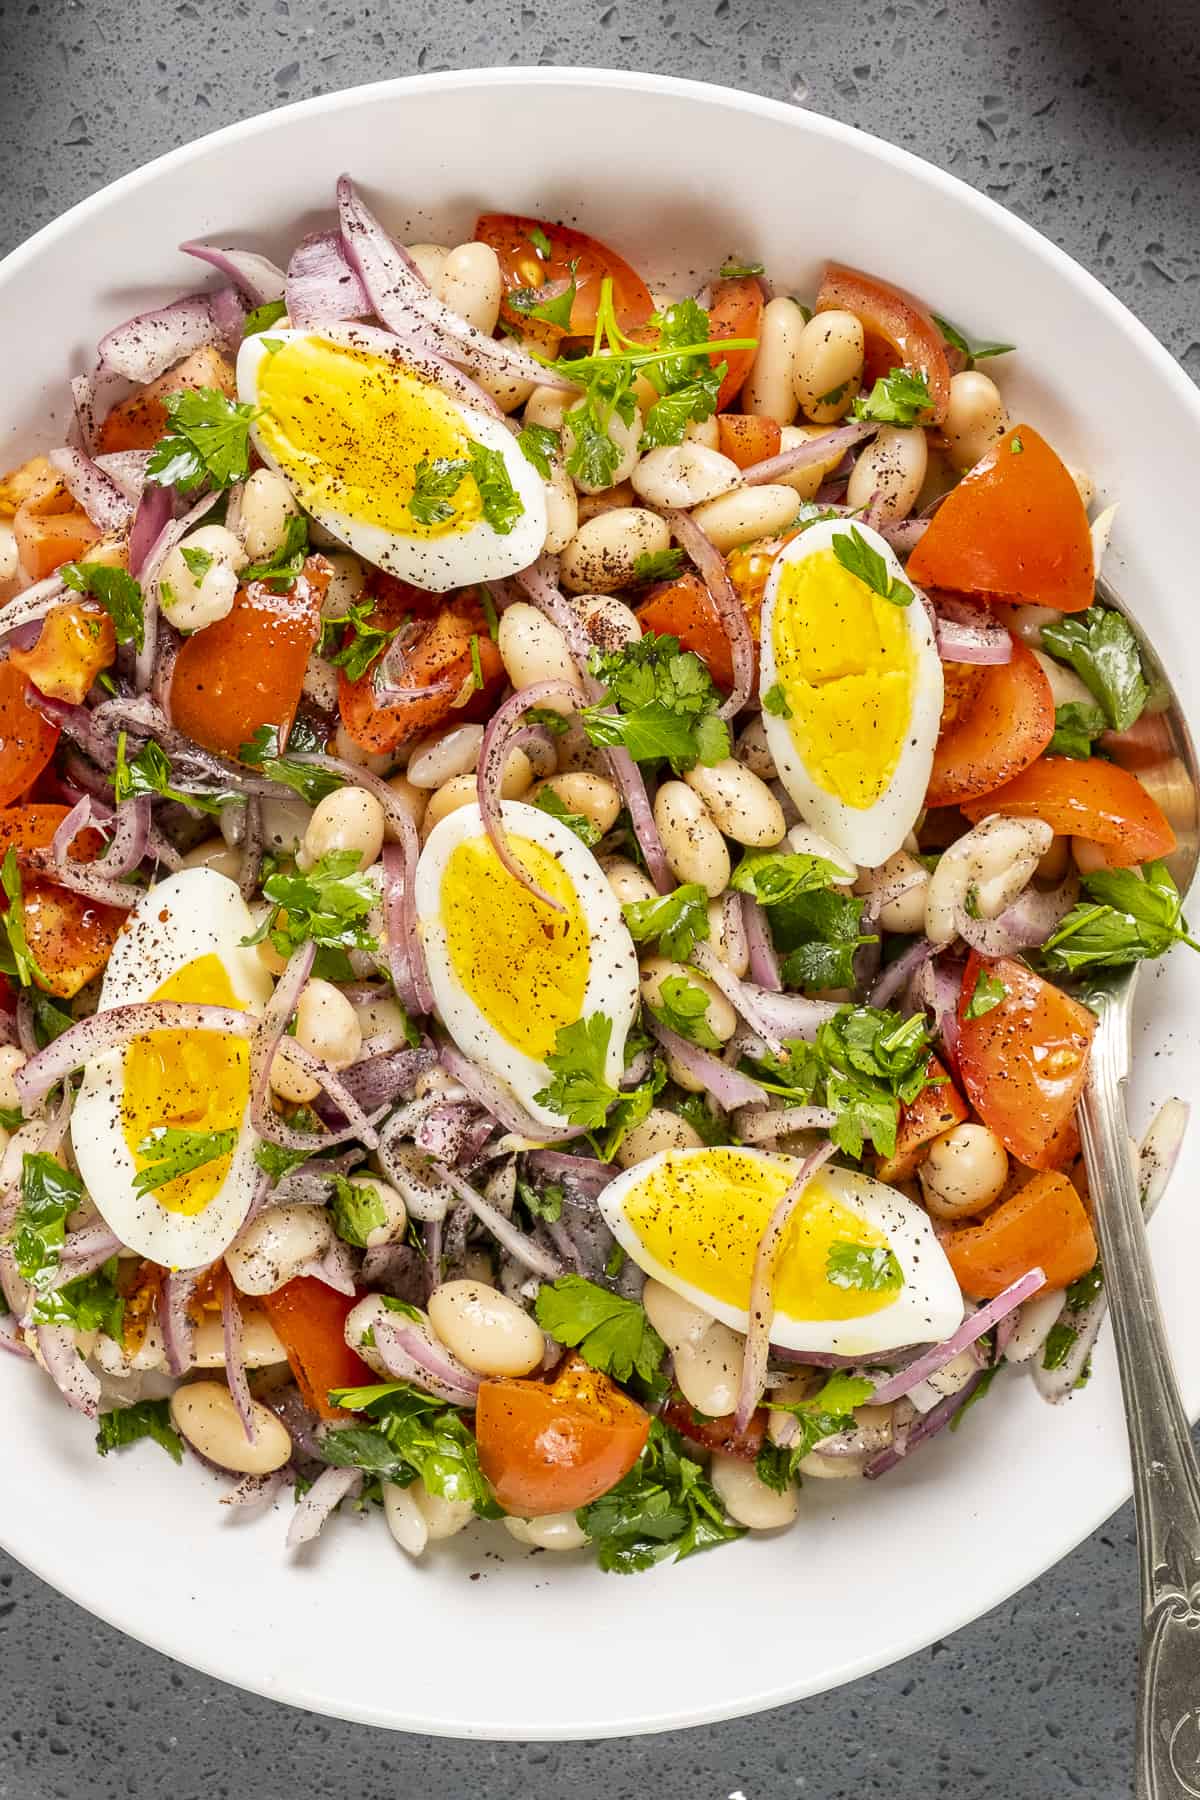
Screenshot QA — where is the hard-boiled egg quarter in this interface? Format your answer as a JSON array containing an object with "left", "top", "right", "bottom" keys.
[
  {"left": 759, "top": 517, "right": 943, "bottom": 865},
  {"left": 71, "top": 868, "right": 272, "bottom": 1270},
  {"left": 599, "top": 1145, "right": 963, "bottom": 1357},
  {"left": 414, "top": 800, "right": 640, "bottom": 1132},
  {"left": 237, "top": 324, "right": 547, "bottom": 589}
]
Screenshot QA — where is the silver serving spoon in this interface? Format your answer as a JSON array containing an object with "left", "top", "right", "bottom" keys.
[{"left": 1074, "top": 574, "right": 1200, "bottom": 1800}]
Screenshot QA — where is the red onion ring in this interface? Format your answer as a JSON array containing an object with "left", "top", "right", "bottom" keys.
[
  {"left": 733, "top": 1139, "right": 837, "bottom": 1430},
  {"left": 658, "top": 507, "right": 753, "bottom": 720},
  {"left": 692, "top": 944, "right": 837, "bottom": 1055},
  {"left": 732, "top": 1103, "right": 838, "bottom": 1144},
  {"left": 208, "top": 285, "right": 248, "bottom": 350},
  {"left": 0, "top": 573, "right": 69, "bottom": 649},
  {"left": 134, "top": 490, "right": 220, "bottom": 690},
  {"left": 880, "top": 518, "right": 929, "bottom": 555},
  {"left": 16, "top": 1002, "right": 254, "bottom": 1110},
  {"left": 432, "top": 1157, "right": 564, "bottom": 1278},
  {"left": 159, "top": 1269, "right": 198, "bottom": 1376},
  {"left": 248, "top": 941, "right": 318, "bottom": 1151},
  {"left": 180, "top": 241, "right": 286, "bottom": 305},
  {"left": 48, "top": 446, "right": 134, "bottom": 533},
  {"left": 271, "top": 1038, "right": 383, "bottom": 1150},
  {"left": 285, "top": 229, "right": 370, "bottom": 327},
  {"left": 36, "top": 1323, "right": 101, "bottom": 1418},
  {"left": 524, "top": 1149, "right": 612, "bottom": 1198},
  {"left": 373, "top": 1316, "right": 481, "bottom": 1406},
  {"left": 869, "top": 937, "right": 936, "bottom": 1010},
  {"left": 95, "top": 449, "right": 151, "bottom": 506},
  {"left": 740, "top": 421, "right": 877, "bottom": 487},
  {"left": 646, "top": 1016, "right": 766, "bottom": 1110},
  {"left": 97, "top": 293, "right": 227, "bottom": 385},
  {"left": 957, "top": 872, "right": 1079, "bottom": 958},
  {"left": 741, "top": 894, "right": 782, "bottom": 992},
  {"left": 286, "top": 1465, "right": 363, "bottom": 1549},
  {"left": 934, "top": 595, "right": 1013, "bottom": 665},
  {"left": 869, "top": 1267, "right": 1046, "bottom": 1407},
  {"left": 128, "top": 481, "right": 173, "bottom": 580},
  {"left": 437, "top": 1044, "right": 576, "bottom": 1143},
  {"left": 220, "top": 1268, "right": 258, "bottom": 1443},
  {"left": 0, "top": 1314, "right": 32, "bottom": 1360},
  {"left": 863, "top": 1371, "right": 984, "bottom": 1477},
  {"left": 477, "top": 681, "right": 584, "bottom": 912},
  {"left": 298, "top": 1235, "right": 358, "bottom": 1298},
  {"left": 70, "top": 365, "right": 130, "bottom": 456}
]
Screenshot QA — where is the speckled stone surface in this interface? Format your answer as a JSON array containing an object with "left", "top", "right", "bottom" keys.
[{"left": 0, "top": 3, "right": 1198, "bottom": 1795}]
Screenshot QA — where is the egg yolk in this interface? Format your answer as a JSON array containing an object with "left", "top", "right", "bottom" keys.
[
  {"left": 771, "top": 546, "right": 915, "bottom": 809},
  {"left": 254, "top": 336, "right": 482, "bottom": 539},
  {"left": 440, "top": 834, "right": 589, "bottom": 1063},
  {"left": 623, "top": 1148, "right": 895, "bottom": 1322},
  {"left": 121, "top": 955, "right": 248, "bottom": 1217}
]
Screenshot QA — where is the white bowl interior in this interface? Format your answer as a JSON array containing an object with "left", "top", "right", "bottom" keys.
[{"left": 2, "top": 69, "right": 1199, "bottom": 1740}]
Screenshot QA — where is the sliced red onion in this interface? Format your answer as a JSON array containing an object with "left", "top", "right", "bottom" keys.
[
  {"left": 285, "top": 229, "right": 370, "bottom": 327},
  {"left": 248, "top": 941, "right": 318, "bottom": 1151},
  {"left": 98, "top": 293, "right": 224, "bottom": 384},
  {"left": 35, "top": 1224, "right": 123, "bottom": 1303},
  {"left": 180, "top": 241, "right": 287, "bottom": 305},
  {"left": 159, "top": 1269, "right": 198, "bottom": 1377},
  {"left": 15, "top": 995, "right": 38, "bottom": 1060},
  {"left": 606, "top": 747, "right": 674, "bottom": 893},
  {"left": 863, "top": 1370, "right": 984, "bottom": 1478},
  {"left": 477, "top": 681, "right": 583, "bottom": 912},
  {"left": 659, "top": 507, "right": 753, "bottom": 720},
  {"left": 209, "top": 285, "right": 247, "bottom": 349},
  {"left": 0, "top": 573, "right": 69, "bottom": 649},
  {"left": 373, "top": 1316, "right": 481, "bottom": 1405},
  {"left": 71, "top": 364, "right": 129, "bottom": 456},
  {"left": 221, "top": 1269, "right": 257, "bottom": 1444},
  {"left": 48, "top": 446, "right": 134, "bottom": 533},
  {"left": 413, "top": 1101, "right": 491, "bottom": 1166},
  {"left": 128, "top": 483, "right": 173, "bottom": 580},
  {"left": 286, "top": 1465, "right": 363, "bottom": 1549},
  {"left": 298, "top": 1235, "right": 358, "bottom": 1298},
  {"left": 935, "top": 595, "right": 1013, "bottom": 665},
  {"left": 741, "top": 895, "right": 782, "bottom": 992},
  {"left": 869, "top": 1268, "right": 1046, "bottom": 1406},
  {"left": 733, "top": 1140, "right": 837, "bottom": 1430},
  {"left": 0, "top": 1314, "right": 32, "bottom": 1360},
  {"left": 880, "top": 518, "right": 929, "bottom": 555},
  {"left": 337, "top": 175, "right": 571, "bottom": 390},
  {"left": 381, "top": 839, "right": 432, "bottom": 1017},
  {"left": 732, "top": 1103, "right": 838, "bottom": 1144},
  {"left": 524, "top": 1149, "right": 612, "bottom": 1198},
  {"left": 646, "top": 1017, "right": 766, "bottom": 1110},
  {"left": 37, "top": 1324, "right": 101, "bottom": 1418},
  {"left": 432, "top": 1157, "right": 564, "bottom": 1278},
  {"left": 272, "top": 1038, "right": 382, "bottom": 1149},
  {"left": 95, "top": 449, "right": 151, "bottom": 506},
  {"left": 221, "top": 1469, "right": 288, "bottom": 1509},
  {"left": 741, "top": 421, "right": 877, "bottom": 487},
  {"left": 16, "top": 1001, "right": 254, "bottom": 1110},
  {"left": 339, "top": 1045, "right": 436, "bottom": 1111},
  {"left": 692, "top": 944, "right": 837, "bottom": 1055},
  {"left": 134, "top": 490, "right": 219, "bottom": 690},
  {"left": 869, "top": 938, "right": 936, "bottom": 1010},
  {"left": 437, "top": 1044, "right": 575, "bottom": 1143},
  {"left": 957, "top": 872, "right": 1080, "bottom": 959}
]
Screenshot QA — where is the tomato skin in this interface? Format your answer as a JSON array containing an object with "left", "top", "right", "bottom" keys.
[
  {"left": 716, "top": 414, "right": 781, "bottom": 470},
  {"left": 0, "top": 802, "right": 124, "bottom": 997},
  {"left": 874, "top": 1055, "right": 969, "bottom": 1182},
  {"left": 660, "top": 1393, "right": 766, "bottom": 1461},
  {"left": 260, "top": 1277, "right": 375, "bottom": 1421},
  {"left": 0, "top": 803, "right": 103, "bottom": 859},
  {"left": 338, "top": 588, "right": 503, "bottom": 755},
  {"left": 815, "top": 261, "right": 952, "bottom": 423},
  {"left": 474, "top": 213, "right": 654, "bottom": 341},
  {"left": 96, "top": 345, "right": 237, "bottom": 455},
  {"left": 908, "top": 424, "right": 1093, "bottom": 611},
  {"left": 169, "top": 558, "right": 327, "bottom": 761},
  {"left": 0, "top": 662, "right": 60, "bottom": 806},
  {"left": 960, "top": 754, "right": 1176, "bottom": 868},
  {"left": 926, "top": 637, "right": 1055, "bottom": 808},
  {"left": 10, "top": 602, "right": 116, "bottom": 704},
  {"left": 636, "top": 572, "right": 751, "bottom": 690},
  {"left": 957, "top": 953, "right": 1096, "bottom": 1171},
  {"left": 11, "top": 462, "right": 100, "bottom": 580},
  {"left": 708, "top": 277, "right": 765, "bottom": 410},
  {"left": 475, "top": 1356, "right": 651, "bottom": 1517},
  {"left": 940, "top": 1169, "right": 1096, "bottom": 1299}
]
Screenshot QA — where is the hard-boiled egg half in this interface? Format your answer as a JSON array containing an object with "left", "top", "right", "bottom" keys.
[
  {"left": 414, "top": 800, "right": 640, "bottom": 1133},
  {"left": 71, "top": 868, "right": 272, "bottom": 1269},
  {"left": 759, "top": 517, "right": 942, "bottom": 865},
  {"left": 237, "top": 323, "right": 547, "bottom": 588},
  {"left": 599, "top": 1145, "right": 963, "bottom": 1357}
]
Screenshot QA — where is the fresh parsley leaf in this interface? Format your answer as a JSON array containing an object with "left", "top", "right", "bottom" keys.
[
  {"left": 527, "top": 224, "right": 554, "bottom": 261},
  {"left": 507, "top": 263, "right": 577, "bottom": 329},
  {"left": 0, "top": 1104, "right": 22, "bottom": 1132},
  {"left": 1010, "top": 435, "right": 1025, "bottom": 454},
  {"left": 34, "top": 1257, "right": 124, "bottom": 1337},
  {"left": 146, "top": 386, "right": 257, "bottom": 493},
  {"left": 318, "top": 596, "right": 408, "bottom": 686},
  {"left": 410, "top": 455, "right": 469, "bottom": 527},
  {"left": 582, "top": 631, "right": 730, "bottom": 772},
  {"left": 247, "top": 848, "right": 379, "bottom": 975},
  {"left": 1041, "top": 861, "right": 1199, "bottom": 974},
  {"left": 321, "top": 1382, "right": 499, "bottom": 1515},
  {"left": 754, "top": 877, "right": 876, "bottom": 993},
  {"left": 718, "top": 259, "right": 764, "bottom": 279},
  {"left": 61, "top": 561, "right": 145, "bottom": 651},
  {"left": 95, "top": 1399, "right": 183, "bottom": 1464},
  {"left": 112, "top": 731, "right": 227, "bottom": 816},
  {"left": 11, "top": 1153, "right": 82, "bottom": 1300},
  {"left": 1042, "top": 1322, "right": 1077, "bottom": 1370},
  {"left": 674, "top": 1094, "right": 734, "bottom": 1146},
  {"left": 29, "top": 992, "right": 73, "bottom": 1046},
  {"left": 577, "top": 1418, "right": 743, "bottom": 1573},
  {"left": 591, "top": 1062, "right": 667, "bottom": 1165},
  {"left": 515, "top": 423, "right": 560, "bottom": 480},
  {"left": 640, "top": 369, "right": 723, "bottom": 451},
  {"left": 329, "top": 1174, "right": 387, "bottom": 1249},
  {"left": 755, "top": 1370, "right": 874, "bottom": 1489},
  {"left": 632, "top": 547, "right": 685, "bottom": 584},
  {"left": 534, "top": 1014, "right": 620, "bottom": 1131},
  {"left": 949, "top": 1362, "right": 999, "bottom": 1428},
  {"left": 931, "top": 314, "right": 1015, "bottom": 368},
  {"left": 516, "top": 1177, "right": 564, "bottom": 1225},
  {"left": 747, "top": 1005, "right": 936, "bottom": 1159},
  {"left": 730, "top": 850, "right": 846, "bottom": 908},
  {"left": 254, "top": 1135, "right": 315, "bottom": 1184},
  {"left": 621, "top": 883, "right": 710, "bottom": 961},
  {"left": 649, "top": 973, "right": 721, "bottom": 1050},
  {"left": 1039, "top": 606, "right": 1148, "bottom": 734},
  {"left": 240, "top": 512, "right": 310, "bottom": 590},
  {"left": 239, "top": 726, "right": 347, "bottom": 804},
  {"left": 1048, "top": 699, "right": 1108, "bottom": 759},
  {"left": 761, "top": 682, "right": 792, "bottom": 718},
  {"left": 826, "top": 1241, "right": 904, "bottom": 1293},
  {"left": 1067, "top": 1261, "right": 1103, "bottom": 1310},
  {"left": 562, "top": 395, "right": 628, "bottom": 490},
  {"left": 534, "top": 1275, "right": 666, "bottom": 1384},
  {"left": 831, "top": 525, "right": 913, "bottom": 607},
  {"left": 965, "top": 968, "right": 1006, "bottom": 1020},
  {"left": 466, "top": 441, "right": 524, "bottom": 535},
  {"left": 533, "top": 785, "right": 602, "bottom": 847},
  {"left": 406, "top": 445, "right": 523, "bottom": 535},
  {"left": 852, "top": 366, "right": 933, "bottom": 425},
  {"left": 180, "top": 545, "right": 214, "bottom": 580},
  {"left": 243, "top": 298, "right": 288, "bottom": 338},
  {"left": 0, "top": 849, "right": 47, "bottom": 987},
  {"left": 132, "top": 1125, "right": 237, "bottom": 1195}
]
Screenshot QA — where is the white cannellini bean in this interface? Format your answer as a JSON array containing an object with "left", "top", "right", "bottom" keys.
[
  {"left": 321, "top": 551, "right": 366, "bottom": 618},
  {"left": 689, "top": 484, "right": 800, "bottom": 554},
  {"left": 653, "top": 780, "right": 731, "bottom": 896},
  {"left": 170, "top": 1382, "right": 292, "bottom": 1475},
  {"left": 574, "top": 479, "right": 636, "bottom": 525},
  {"left": 734, "top": 714, "right": 777, "bottom": 779},
  {"left": 642, "top": 1278, "right": 715, "bottom": 1352},
  {"left": 792, "top": 309, "right": 865, "bottom": 422},
  {"left": 1068, "top": 465, "right": 1095, "bottom": 510},
  {"left": 225, "top": 1204, "right": 334, "bottom": 1296},
  {"left": 797, "top": 1448, "right": 867, "bottom": 1479},
  {"left": 708, "top": 891, "right": 750, "bottom": 979},
  {"left": 770, "top": 424, "right": 850, "bottom": 498},
  {"left": 383, "top": 1479, "right": 429, "bottom": 1556},
  {"left": 565, "top": 405, "right": 643, "bottom": 495},
  {"left": 344, "top": 1294, "right": 401, "bottom": 1376},
  {"left": 630, "top": 443, "right": 742, "bottom": 510},
  {"left": 1006, "top": 604, "right": 1061, "bottom": 648},
  {"left": 523, "top": 385, "right": 572, "bottom": 431},
  {"left": 238, "top": 467, "right": 301, "bottom": 560},
  {"left": 474, "top": 363, "right": 537, "bottom": 414},
  {"left": 601, "top": 855, "right": 657, "bottom": 906},
  {"left": 158, "top": 523, "right": 247, "bottom": 632},
  {"left": 438, "top": 241, "right": 503, "bottom": 336},
  {"left": 334, "top": 736, "right": 390, "bottom": 784},
  {"left": 302, "top": 654, "right": 340, "bottom": 712},
  {"left": 377, "top": 1142, "right": 456, "bottom": 1222},
  {"left": 559, "top": 508, "right": 671, "bottom": 594},
  {"left": 573, "top": 592, "right": 642, "bottom": 653},
  {"left": 942, "top": 370, "right": 1009, "bottom": 472},
  {"left": 348, "top": 1173, "right": 409, "bottom": 1248},
  {"left": 925, "top": 813, "right": 1053, "bottom": 945},
  {"left": 543, "top": 461, "right": 579, "bottom": 555},
  {"left": 407, "top": 723, "right": 485, "bottom": 789},
  {"left": 415, "top": 1481, "right": 474, "bottom": 1541},
  {"left": 497, "top": 601, "right": 581, "bottom": 703},
  {"left": 500, "top": 746, "right": 535, "bottom": 799},
  {"left": 352, "top": 992, "right": 411, "bottom": 1050},
  {"left": 614, "top": 1108, "right": 704, "bottom": 1169},
  {"left": 531, "top": 771, "right": 621, "bottom": 836},
  {"left": 427, "top": 1279, "right": 544, "bottom": 1377},
  {"left": 268, "top": 1042, "right": 321, "bottom": 1105},
  {"left": 639, "top": 955, "right": 738, "bottom": 1042},
  {"left": 421, "top": 773, "right": 480, "bottom": 837},
  {"left": 1072, "top": 836, "right": 1113, "bottom": 876},
  {"left": 674, "top": 1319, "right": 746, "bottom": 1417},
  {"left": 862, "top": 849, "right": 930, "bottom": 934},
  {"left": 191, "top": 1310, "right": 289, "bottom": 1369},
  {"left": 919, "top": 1123, "right": 1009, "bottom": 1219},
  {"left": 504, "top": 1512, "right": 589, "bottom": 1551},
  {"left": 683, "top": 758, "right": 786, "bottom": 848},
  {"left": 710, "top": 1449, "right": 800, "bottom": 1529},
  {"left": 300, "top": 786, "right": 386, "bottom": 869},
  {"left": 405, "top": 242, "right": 450, "bottom": 289},
  {"left": 684, "top": 416, "right": 720, "bottom": 451},
  {"left": 295, "top": 977, "right": 362, "bottom": 1070},
  {"left": 845, "top": 425, "right": 928, "bottom": 521},
  {"left": 384, "top": 772, "right": 428, "bottom": 833},
  {"left": 1032, "top": 648, "right": 1094, "bottom": 711},
  {"left": 180, "top": 838, "right": 243, "bottom": 878},
  {"left": 786, "top": 825, "right": 856, "bottom": 884},
  {"left": 741, "top": 295, "right": 806, "bottom": 424}
]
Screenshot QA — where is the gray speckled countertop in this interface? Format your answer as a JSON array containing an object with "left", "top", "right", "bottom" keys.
[{"left": 1, "top": 3, "right": 1198, "bottom": 1795}]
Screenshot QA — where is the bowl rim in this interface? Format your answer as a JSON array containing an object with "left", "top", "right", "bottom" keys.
[{"left": 3, "top": 63, "right": 1198, "bottom": 1739}]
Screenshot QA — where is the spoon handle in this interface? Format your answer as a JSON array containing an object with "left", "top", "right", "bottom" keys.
[{"left": 1080, "top": 1000, "right": 1200, "bottom": 1800}]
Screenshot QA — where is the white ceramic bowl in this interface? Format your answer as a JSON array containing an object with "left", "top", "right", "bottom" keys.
[{"left": 2, "top": 68, "right": 1199, "bottom": 1742}]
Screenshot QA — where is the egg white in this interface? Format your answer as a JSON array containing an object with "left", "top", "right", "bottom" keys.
[
  {"left": 71, "top": 869, "right": 273, "bottom": 1270},
  {"left": 414, "top": 800, "right": 640, "bottom": 1132},
  {"left": 759, "top": 517, "right": 943, "bottom": 866},
  {"left": 237, "top": 324, "right": 547, "bottom": 589},
  {"left": 598, "top": 1145, "right": 964, "bottom": 1357}
]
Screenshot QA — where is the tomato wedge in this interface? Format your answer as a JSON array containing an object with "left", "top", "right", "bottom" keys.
[
  {"left": 660, "top": 1392, "right": 766, "bottom": 1461},
  {"left": 907, "top": 425, "right": 1093, "bottom": 612},
  {"left": 474, "top": 213, "right": 654, "bottom": 342},
  {"left": 815, "top": 261, "right": 951, "bottom": 423},
  {"left": 716, "top": 414, "right": 781, "bottom": 470},
  {"left": 708, "top": 277, "right": 765, "bottom": 411},
  {"left": 957, "top": 953, "right": 1096, "bottom": 1171},
  {"left": 636, "top": 572, "right": 753, "bottom": 691},
  {"left": 940, "top": 1169, "right": 1097, "bottom": 1299},
  {"left": 10, "top": 601, "right": 116, "bottom": 704},
  {"left": 260, "top": 1277, "right": 374, "bottom": 1421},
  {"left": 96, "top": 345, "right": 238, "bottom": 455},
  {"left": 11, "top": 462, "right": 100, "bottom": 581},
  {"left": 960, "top": 755, "right": 1175, "bottom": 868},
  {"left": 169, "top": 558, "right": 327, "bottom": 761},
  {"left": 0, "top": 661, "right": 59, "bottom": 807},
  {"left": 0, "top": 802, "right": 123, "bottom": 999},
  {"left": 338, "top": 585, "right": 503, "bottom": 755},
  {"left": 926, "top": 638, "right": 1055, "bottom": 808},
  {"left": 874, "top": 1055, "right": 969, "bottom": 1183},
  {"left": 475, "top": 1355, "right": 650, "bottom": 1517}
]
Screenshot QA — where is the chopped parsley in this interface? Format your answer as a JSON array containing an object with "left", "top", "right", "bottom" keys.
[
  {"left": 146, "top": 386, "right": 257, "bottom": 492},
  {"left": 755, "top": 1371, "right": 873, "bottom": 1490},
  {"left": 132, "top": 1126, "right": 237, "bottom": 1195},
  {"left": 831, "top": 526, "right": 913, "bottom": 607},
  {"left": 577, "top": 1419, "right": 743, "bottom": 1572},
  {"left": 96, "top": 1399, "right": 184, "bottom": 1464},
  {"left": 243, "top": 847, "right": 378, "bottom": 981},
  {"left": 852, "top": 366, "right": 933, "bottom": 426},
  {"left": 532, "top": 785, "right": 601, "bottom": 847},
  {"left": 1047, "top": 700, "right": 1108, "bottom": 759},
  {"left": 730, "top": 850, "right": 847, "bottom": 909},
  {"left": 329, "top": 1175, "right": 387, "bottom": 1249},
  {"left": 674, "top": 1093, "right": 734, "bottom": 1146},
  {"left": 11, "top": 1153, "right": 82, "bottom": 1304},
  {"left": 761, "top": 682, "right": 792, "bottom": 718},
  {"left": 318, "top": 596, "right": 409, "bottom": 685},
  {"left": 61, "top": 561, "right": 145, "bottom": 652},
  {"left": 621, "top": 883, "right": 710, "bottom": 961},
  {"left": 321, "top": 1382, "right": 500, "bottom": 1515},
  {"left": 533, "top": 1013, "right": 665, "bottom": 1160},
  {"left": 1041, "top": 861, "right": 1199, "bottom": 974},
  {"left": 631, "top": 546, "right": 685, "bottom": 585},
  {"left": 825, "top": 1242, "right": 904, "bottom": 1293},
  {"left": 506, "top": 263, "right": 577, "bottom": 329},
  {"left": 405, "top": 442, "right": 524, "bottom": 536},
  {"left": 964, "top": 967, "right": 1006, "bottom": 1020},
  {"left": 1039, "top": 606, "right": 1149, "bottom": 734},
  {"left": 737, "top": 860, "right": 875, "bottom": 992},
  {"left": 240, "top": 512, "right": 310, "bottom": 590},
  {"left": 582, "top": 631, "right": 730, "bottom": 771},
  {"left": 112, "top": 732, "right": 227, "bottom": 815},
  {"left": 748, "top": 1005, "right": 937, "bottom": 1159},
  {"left": 718, "top": 259, "right": 764, "bottom": 279},
  {"left": 0, "top": 849, "right": 47, "bottom": 988},
  {"left": 515, "top": 422, "right": 560, "bottom": 480},
  {"left": 534, "top": 1275, "right": 665, "bottom": 1384},
  {"left": 238, "top": 724, "right": 347, "bottom": 804},
  {"left": 931, "top": 314, "right": 1015, "bottom": 368},
  {"left": 648, "top": 973, "right": 722, "bottom": 1050},
  {"left": 243, "top": 298, "right": 288, "bottom": 338},
  {"left": 515, "top": 1177, "right": 564, "bottom": 1225}
]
